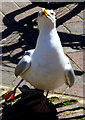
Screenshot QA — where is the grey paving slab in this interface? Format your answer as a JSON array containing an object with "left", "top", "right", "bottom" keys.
[
  {"left": 14, "top": 1, "right": 32, "bottom": 8},
  {"left": 2, "top": 2, "right": 19, "bottom": 15},
  {"left": 54, "top": 82, "right": 83, "bottom": 98},
  {"left": 64, "top": 16, "right": 83, "bottom": 24},
  {"left": 66, "top": 3, "right": 78, "bottom": 10},
  {"left": 0, "top": 69, "right": 16, "bottom": 86},
  {"left": 67, "top": 51, "right": 84, "bottom": 71},
  {"left": 2, "top": 2, "right": 22, "bottom": 24},
  {"left": 0, "top": 12, "right": 3, "bottom": 25},
  {"left": 55, "top": 7, "right": 70, "bottom": 20},
  {"left": 14, "top": 11, "right": 27, "bottom": 22},
  {"left": 65, "top": 22, "right": 83, "bottom": 35},
  {"left": 0, "top": 25, "right": 7, "bottom": 33},
  {"left": 63, "top": 47, "right": 80, "bottom": 53},
  {"left": 13, "top": 3, "right": 39, "bottom": 22},
  {"left": 57, "top": 25, "right": 69, "bottom": 33},
  {"left": 1, "top": 63, "right": 16, "bottom": 72},
  {"left": 78, "top": 10, "right": 84, "bottom": 20},
  {"left": 24, "top": 6, "right": 41, "bottom": 17},
  {"left": 1, "top": 32, "right": 21, "bottom": 45},
  {"left": 55, "top": 3, "right": 84, "bottom": 29}
]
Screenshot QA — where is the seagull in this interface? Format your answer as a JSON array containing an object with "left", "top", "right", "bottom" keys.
[{"left": 15, "top": 8, "right": 75, "bottom": 98}]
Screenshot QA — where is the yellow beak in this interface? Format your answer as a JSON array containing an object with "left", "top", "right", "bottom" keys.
[{"left": 41, "top": 8, "right": 49, "bottom": 17}]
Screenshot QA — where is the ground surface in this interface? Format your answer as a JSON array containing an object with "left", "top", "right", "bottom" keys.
[{"left": 0, "top": 1, "right": 85, "bottom": 120}]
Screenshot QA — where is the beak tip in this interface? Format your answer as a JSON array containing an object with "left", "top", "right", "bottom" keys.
[
  {"left": 42, "top": 8, "right": 45, "bottom": 12},
  {"left": 41, "top": 8, "right": 48, "bottom": 17}
]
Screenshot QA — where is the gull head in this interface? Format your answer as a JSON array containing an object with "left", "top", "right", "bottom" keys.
[{"left": 37, "top": 8, "right": 56, "bottom": 30}]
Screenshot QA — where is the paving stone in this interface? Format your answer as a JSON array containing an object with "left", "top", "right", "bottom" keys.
[
  {"left": 0, "top": 69, "right": 16, "bottom": 86},
  {"left": 55, "top": 7, "right": 70, "bottom": 20},
  {"left": 66, "top": 2, "right": 84, "bottom": 22},
  {"left": 1, "top": 0, "right": 13, "bottom": 2},
  {"left": 13, "top": 2, "right": 37, "bottom": 22},
  {"left": 83, "top": 50, "right": 85, "bottom": 69},
  {"left": 14, "top": 1, "right": 32, "bottom": 8},
  {"left": 0, "top": 12, "right": 10, "bottom": 26},
  {"left": 1, "top": 63, "right": 16, "bottom": 72},
  {"left": 66, "top": 3, "right": 78, "bottom": 10},
  {"left": 57, "top": 25, "right": 69, "bottom": 33},
  {"left": 83, "top": 9, "right": 85, "bottom": 21},
  {"left": 11, "top": 47, "right": 23, "bottom": 56},
  {"left": 66, "top": 83, "right": 83, "bottom": 97},
  {"left": 9, "top": 2, "right": 41, "bottom": 22},
  {"left": 64, "top": 16, "right": 83, "bottom": 24},
  {"left": 58, "top": 109, "right": 85, "bottom": 119},
  {"left": 56, "top": 102, "right": 84, "bottom": 113},
  {"left": 57, "top": 103, "right": 84, "bottom": 119},
  {"left": 2, "top": 49, "right": 22, "bottom": 64},
  {"left": 14, "top": 11, "right": 27, "bottom": 22},
  {"left": 63, "top": 46, "right": 80, "bottom": 53},
  {"left": 25, "top": 6, "right": 41, "bottom": 17},
  {"left": 78, "top": 10, "right": 84, "bottom": 20},
  {"left": 2, "top": 2, "right": 19, "bottom": 15},
  {"left": 48, "top": 92, "right": 85, "bottom": 119},
  {"left": 1, "top": 32, "right": 21, "bottom": 45},
  {"left": 0, "top": 2, "right": 2, "bottom": 10},
  {"left": 67, "top": 51, "right": 84, "bottom": 71},
  {"left": 2, "top": 48, "right": 12, "bottom": 63},
  {"left": 0, "top": 12, "right": 3, "bottom": 26},
  {"left": 2, "top": 2, "right": 20, "bottom": 23},
  {"left": 54, "top": 81, "right": 83, "bottom": 97},
  {"left": 1, "top": 33, "right": 24, "bottom": 64},
  {"left": 65, "top": 22, "right": 83, "bottom": 35},
  {"left": 1, "top": 33, "right": 21, "bottom": 50},
  {"left": 0, "top": 25, "right": 8, "bottom": 33}
]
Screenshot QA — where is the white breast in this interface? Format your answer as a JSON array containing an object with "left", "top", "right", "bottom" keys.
[{"left": 21, "top": 28, "right": 66, "bottom": 90}]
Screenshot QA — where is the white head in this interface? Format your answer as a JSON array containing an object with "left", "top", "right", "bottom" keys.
[{"left": 37, "top": 8, "right": 56, "bottom": 30}]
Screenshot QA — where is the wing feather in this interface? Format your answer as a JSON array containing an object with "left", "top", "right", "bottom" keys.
[
  {"left": 15, "top": 49, "right": 34, "bottom": 77},
  {"left": 65, "top": 64, "right": 75, "bottom": 87}
]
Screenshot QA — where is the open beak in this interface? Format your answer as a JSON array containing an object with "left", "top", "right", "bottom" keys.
[{"left": 41, "top": 8, "right": 49, "bottom": 17}]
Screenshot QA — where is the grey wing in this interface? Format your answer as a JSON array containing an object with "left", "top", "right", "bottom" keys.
[
  {"left": 15, "top": 49, "right": 34, "bottom": 77},
  {"left": 65, "top": 63, "right": 75, "bottom": 87},
  {"left": 24, "top": 49, "right": 35, "bottom": 56}
]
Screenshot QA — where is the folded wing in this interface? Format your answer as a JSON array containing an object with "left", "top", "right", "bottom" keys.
[
  {"left": 65, "top": 57, "right": 75, "bottom": 87},
  {"left": 15, "top": 49, "right": 34, "bottom": 77}
]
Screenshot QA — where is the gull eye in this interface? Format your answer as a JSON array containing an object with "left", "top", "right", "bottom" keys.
[{"left": 51, "top": 12, "right": 54, "bottom": 16}]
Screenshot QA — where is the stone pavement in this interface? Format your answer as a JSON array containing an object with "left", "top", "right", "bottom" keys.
[{"left": 0, "top": 1, "right": 85, "bottom": 119}]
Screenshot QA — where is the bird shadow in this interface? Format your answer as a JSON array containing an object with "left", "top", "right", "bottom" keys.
[
  {"left": 1, "top": 85, "right": 85, "bottom": 120},
  {"left": 1, "top": 85, "right": 57, "bottom": 120}
]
